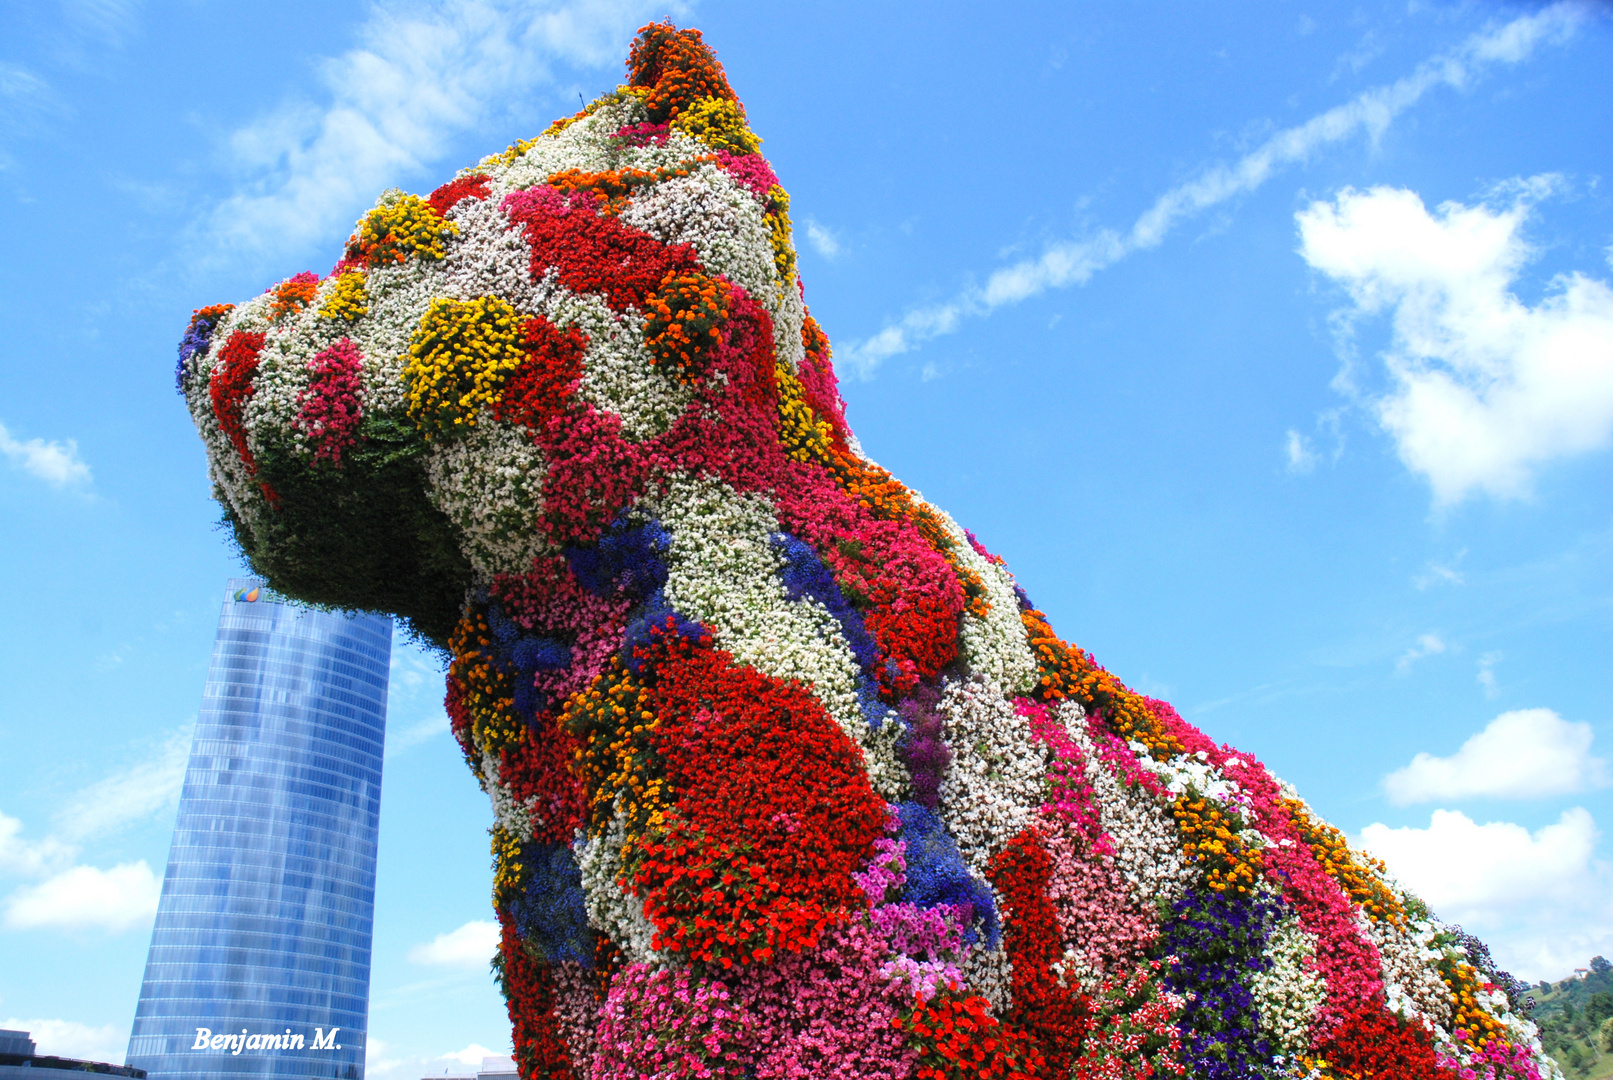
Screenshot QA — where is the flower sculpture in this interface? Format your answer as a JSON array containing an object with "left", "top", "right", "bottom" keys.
[{"left": 176, "top": 23, "right": 1557, "bottom": 1080}]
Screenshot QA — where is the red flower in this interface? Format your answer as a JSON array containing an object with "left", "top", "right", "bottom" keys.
[
  {"left": 989, "top": 827, "right": 1093, "bottom": 1078},
  {"left": 493, "top": 913, "right": 578, "bottom": 1080},
  {"left": 209, "top": 330, "right": 267, "bottom": 474},
  {"left": 494, "top": 316, "right": 590, "bottom": 432},
  {"left": 429, "top": 172, "right": 492, "bottom": 216},
  {"left": 625, "top": 626, "right": 885, "bottom": 967},
  {"left": 1315, "top": 1006, "right": 1457, "bottom": 1080}
]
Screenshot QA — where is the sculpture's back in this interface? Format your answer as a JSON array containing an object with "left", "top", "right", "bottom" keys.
[{"left": 176, "top": 23, "right": 1554, "bottom": 1080}]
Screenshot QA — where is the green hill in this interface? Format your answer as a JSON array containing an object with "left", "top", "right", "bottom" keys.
[{"left": 1524, "top": 958, "right": 1613, "bottom": 1079}]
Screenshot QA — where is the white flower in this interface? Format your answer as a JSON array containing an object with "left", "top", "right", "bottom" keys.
[
  {"left": 648, "top": 473, "right": 918, "bottom": 796},
  {"left": 1056, "top": 701, "right": 1189, "bottom": 908},
  {"left": 424, "top": 414, "right": 551, "bottom": 581},
  {"left": 482, "top": 749, "right": 534, "bottom": 843},
  {"left": 936, "top": 674, "right": 1047, "bottom": 880},
  {"left": 576, "top": 814, "right": 660, "bottom": 965},
  {"left": 916, "top": 503, "right": 1038, "bottom": 694},
  {"left": 1251, "top": 910, "right": 1328, "bottom": 1057}
]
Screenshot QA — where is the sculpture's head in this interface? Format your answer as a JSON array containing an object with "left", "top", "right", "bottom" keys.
[{"left": 178, "top": 23, "right": 849, "bottom": 647}]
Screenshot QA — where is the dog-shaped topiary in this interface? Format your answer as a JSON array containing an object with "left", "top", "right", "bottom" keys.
[{"left": 177, "top": 22, "right": 1554, "bottom": 1080}]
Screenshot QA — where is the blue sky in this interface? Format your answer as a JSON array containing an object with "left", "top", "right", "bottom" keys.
[{"left": 1, "top": 0, "right": 1610, "bottom": 1074}]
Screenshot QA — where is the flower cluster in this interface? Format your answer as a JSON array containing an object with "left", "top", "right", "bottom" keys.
[
  {"left": 641, "top": 269, "right": 732, "bottom": 379},
  {"left": 209, "top": 330, "right": 267, "bottom": 475},
  {"left": 269, "top": 271, "right": 320, "bottom": 321},
  {"left": 178, "top": 19, "right": 1550, "bottom": 1080},
  {"left": 895, "top": 988, "right": 1044, "bottom": 1080},
  {"left": 1072, "top": 961, "right": 1186, "bottom": 1080},
  {"left": 343, "top": 190, "right": 457, "bottom": 266},
  {"left": 404, "top": 295, "right": 527, "bottom": 437},
  {"left": 294, "top": 337, "right": 364, "bottom": 464},
  {"left": 318, "top": 271, "right": 368, "bottom": 322},
  {"left": 1158, "top": 886, "right": 1281, "bottom": 1080},
  {"left": 176, "top": 303, "right": 234, "bottom": 393}
]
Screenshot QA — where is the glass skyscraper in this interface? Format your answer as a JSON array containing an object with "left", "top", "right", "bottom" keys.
[{"left": 127, "top": 580, "right": 392, "bottom": 1080}]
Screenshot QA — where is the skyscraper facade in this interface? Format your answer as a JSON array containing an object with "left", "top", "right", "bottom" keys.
[{"left": 127, "top": 580, "right": 392, "bottom": 1080}]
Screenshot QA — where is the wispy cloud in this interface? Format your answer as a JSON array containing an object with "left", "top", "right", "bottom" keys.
[
  {"left": 386, "top": 711, "right": 450, "bottom": 758},
  {"left": 1477, "top": 651, "right": 1503, "bottom": 698},
  {"left": 0, "top": 62, "right": 69, "bottom": 167},
  {"left": 409, "top": 919, "right": 500, "bottom": 969},
  {"left": 838, "top": 2, "right": 1589, "bottom": 377},
  {"left": 1396, "top": 632, "right": 1446, "bottom": 673},
  {"left": 53, "top": 725, "right": 190, "bottom": 841},
  {"left": 202, "top": 0, "right": 683, "bottom": 261},
  {"left": 1413, "top": 551, "right": 1466, "bottom": 590},
  {"left": 0, "top": 421, "right": 92, "bottom": 487},
  {"left": 804, "top": 218, "right": 841, "bottom": 259},
  {"left": 60, "top": 0, "right": 144, "bottom": 48},
  {"left": 1284, "top": 430, "right": 1319, "bottom": 474}
]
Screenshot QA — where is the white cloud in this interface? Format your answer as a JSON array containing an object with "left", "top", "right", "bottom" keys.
[
  {"left": 1477, "top": 651, "right": 1503, "bottom": 698},
  {"left": 442, "top": 1043, "right": 503, "bottom": 1066},
  {"left": 1384, "top": 708, "right": 1607, "bottom": 805},
  {"left": 204, "top": 0, "right": 680, "bottom": 259},
  {"left": 363, "top": 1038, "right": 511, "bottom": 1079},
  {"left": 0, "top": 812, "right": 74, "bottom": 878},
  {"left": 53, "top": 726, "right": 191, "bottom": 841},
  {"left": 1395, "top": 632, "right": 1446, "bottom": 673},
  {"left": 0, "top": 1017, "right": 125, "bottom": 1065},
  {"left": 0, "top": 421, "right": 91, "bottom": 487},
  {"left": 838, "top": 3, "right": 1588, "bottom": 376},
  {"left": 804, "top": 218, "right": 840, "bottom": 259},
  {"left": 408, "top": 920, "right": 500, "bottom": 969},
  {"left": 1413, "top": 551, "right": 1466, "bottom": 589},
  {"left": 3, "top": 860, "right": 160, "bottom": 932},
  {"left": 1297, "top": 180, "right": 1613, "bottom": 504},
  {"left": 1359, "top": 807, "right": 1611, "bottom": 978},
  {"left": 386, "top": 711, "right": 450, "bottom": 759},
  {"left": 366, "top": 1037, "right": 404, "bottom": 1078},
  {"left": 1285, "top": 429, "right": 1318, "bottom": 473}
]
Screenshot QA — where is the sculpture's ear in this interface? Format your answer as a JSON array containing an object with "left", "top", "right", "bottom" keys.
[{"left": 233, "top": 413, "right": 472, "bottom": 649}]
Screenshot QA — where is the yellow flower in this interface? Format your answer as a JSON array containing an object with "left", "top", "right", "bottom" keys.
[
  {"left": 669, "top": 96, "right": 760, "bottom": 155},
  {"left": 403, "top": 296, "right": 527, "bottom": 438},
  {"left": 318, "top": 270, "right": 369, "bottom": 322}
]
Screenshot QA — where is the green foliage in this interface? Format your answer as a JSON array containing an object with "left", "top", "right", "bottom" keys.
[
  {"left": 1531, "top": 961, "right": 1613, "bottom": 1080},
  {"left": 227, "top": 414, "right": 471, "bottom": 649}
]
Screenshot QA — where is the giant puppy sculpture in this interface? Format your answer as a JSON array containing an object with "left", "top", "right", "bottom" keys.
[{"left": 177, "top": 23, "right": 1553, "bottom": 1080}]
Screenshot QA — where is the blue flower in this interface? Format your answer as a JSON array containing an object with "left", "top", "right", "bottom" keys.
[
  {"left": 897, "top": 801, "right": 999, "bottom": 948},
  {"left": 506, "top": 842, "right": 593, "bottom": 968},
  {"left": 176, "top": 312, "right": 225, "bottom": 395},
  {"left": 1156, "top": 887, "right": 1282, "bottom": 1080},
  {"left": 769, "top": 532, "right": 879, "bottom": 671},
  {"left": 622, "top": 588, "right": 708, "bottom": 676},
  {"left": 483, "top": 603, "right": 572, "bottom": 723},
  {"left": 565, "top": 516, "right": 671, "bottom": 599}
]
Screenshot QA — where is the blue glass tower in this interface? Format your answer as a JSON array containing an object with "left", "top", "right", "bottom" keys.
[{"left": 127, "top": 580, "right": 392, "bottom": 1080}]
